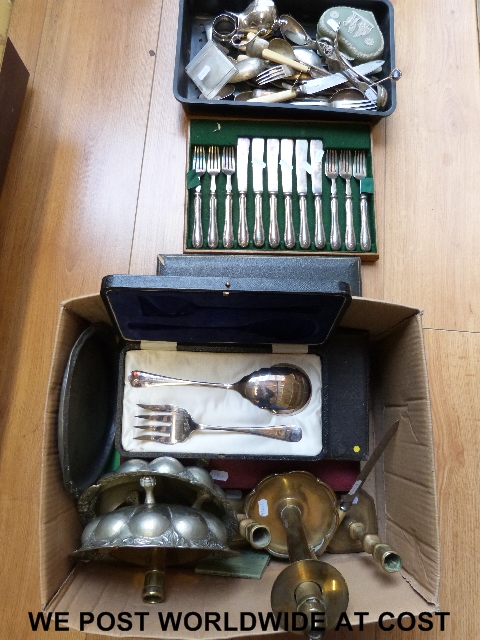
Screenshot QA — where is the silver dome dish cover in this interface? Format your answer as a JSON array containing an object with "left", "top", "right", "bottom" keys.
[
  {"left": 72, "top": 477, "right": 234, "bottom": 603},
  {"left": 76, "top": 456, "right": 237, "bottom": 541}
]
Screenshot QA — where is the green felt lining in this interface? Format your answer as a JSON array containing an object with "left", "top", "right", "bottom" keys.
[{"left": 186, "top": 119, "right": 376, "bottom": 253}]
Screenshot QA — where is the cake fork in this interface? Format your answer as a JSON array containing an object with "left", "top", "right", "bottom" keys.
[
  {"left": 192, "top": 146, "right": 205, "bottom": 248},
  {"left": 353, "top": 150, "right": 371, "bottom": 251},
  {"left": 325, "top": 150, "right": 341, "bottom": 250},
  {"left": 221, "top": 146, "right": 235, "bottom": 248},
  {"left": 339, "top": 150, "right": 355, "bottom": 251},
  {"left": 207, "top": 146, "right": 221, "bottom": 248}
]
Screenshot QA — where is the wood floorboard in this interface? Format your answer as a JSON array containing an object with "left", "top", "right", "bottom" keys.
[
  {"left": 0, "top": 1, "right": 162, "bottom": 637},
  {"left": 384, "top": 0, "right": 480, "bottom": 332},
  {"left": 129, "top": 0, "right": 192, "bottom": 274}
]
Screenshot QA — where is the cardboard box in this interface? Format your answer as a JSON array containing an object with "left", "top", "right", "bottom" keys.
[{"left": 40, "top": 293, "right": 439, "bottom": 636}]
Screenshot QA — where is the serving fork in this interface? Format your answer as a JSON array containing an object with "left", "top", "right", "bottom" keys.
[
  {"left": 353, "top": 151, "right": 371, "bottom": 251},
  {"left": 133, "top": 405, "right": 302, "bottom": 443},
  {"left": 339, "top": 150, "right": 355, "bottom": 251},
  {"left": 192, "top": 146, "right": 205, "bottom": 248},
  {"left": 222, "top": 147, "right": 235, "bottom": 248},
  {"left": 324, "top": 150, "right": 341, "bottom": 251},
  {"left": 207, "top": 146, "right": 220, "bottom": 248}
]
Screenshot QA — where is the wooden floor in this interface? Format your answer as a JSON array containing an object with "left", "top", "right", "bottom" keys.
[{"left": 0, "top": 0, "right": 479, "bottom": 637}]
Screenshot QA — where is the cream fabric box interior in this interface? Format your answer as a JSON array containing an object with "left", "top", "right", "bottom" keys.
[{"left": 101, "top": 274, "right": 367, "bottom": 460}]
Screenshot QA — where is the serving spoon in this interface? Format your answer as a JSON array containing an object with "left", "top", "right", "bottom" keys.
[{"left": 129, "top": 364, "right": 312, "bottom": 415}]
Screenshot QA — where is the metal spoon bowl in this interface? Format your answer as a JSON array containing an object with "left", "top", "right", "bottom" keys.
[{"left": 129, "top": 364, "right": 312, "bottom": 415}]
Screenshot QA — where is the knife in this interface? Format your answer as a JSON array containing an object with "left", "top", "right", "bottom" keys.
[
  {"left": 251, "top": 138, "right": 265, "bottom": 247},
  {"left": 310, "top": 140, "right": 325, "bottom": 249},
  {"left": 247, "top": 60, "right": 384, "bottom": 103},
  {"left": 267, "top": 139, "right": 280, "bottom": 248},
  {"left": 295, "top": 139, "right": 310, "bottom": 249},
  {"left": 340, "top": 420, "right": 400, "bottom": 514},
  {"left": 237, "top": 137, "right": 250, "bottom": 248},
  {"left": 280, "top": 139, "right": 295, "bottom": 249}
]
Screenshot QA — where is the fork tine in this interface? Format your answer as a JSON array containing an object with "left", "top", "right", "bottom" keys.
[{"left": 137, "top": 403, "right": 176, "bottom": 411}]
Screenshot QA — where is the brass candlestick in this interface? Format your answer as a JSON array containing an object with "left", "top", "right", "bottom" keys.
[{"left": 245, "top": 472, "right": 349, "bottom": 639}]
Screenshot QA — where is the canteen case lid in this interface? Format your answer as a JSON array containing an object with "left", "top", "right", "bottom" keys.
[{"left": 100, "top": 274, "right": 352, "bottom": 346}]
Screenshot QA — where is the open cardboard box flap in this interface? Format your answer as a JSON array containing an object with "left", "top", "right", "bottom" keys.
[{"left": 40, "top": 295, "right": 440, "bottom": 636}]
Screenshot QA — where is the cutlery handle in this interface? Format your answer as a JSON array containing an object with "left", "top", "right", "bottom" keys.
[
  {"left": 254, "top": 193, "right": 265, "bottom": 247},
  {"left": 360, "top": 194, "right": 371, "bottom": 251},
  {"left": 261, "top": 49, "right": 309, "bottom": 73},
  {"left": 284, "top": 194, "right": 295, "bottom": 249},
  {"left": 223, "top": 192, "right": 234, "bottom": 248},
  {"left": 247, "top": 88, "right": 297, "bottom": 104},
  {"left": 198, "top": 424, "right": 302, "bottom": 442},
  {"left": 129, "top": 370, "right": 230, "bottom": 389},
  {"left": 268, "top": 194, "right": 280, "bottom": 248},
  {"left": 238, "top": 193, "right": 249, "bottom": 247},
  {"left": 192, "top": 188, "right": 203, "bottom": 249},
  {"left": 208, "top": 193, "right": 218, "bottom": 248},
  {"left": 314, "top": 195, "right": 326, "bottom": 249},
  {"left": 298, "top": 195, "right": 310, "bottom": 249},
  {"left": 345, "top": 179, "right": 356, "bottom": 251},
  {"left": 329, "top": 180, "right": 341, "bottom": 251}
]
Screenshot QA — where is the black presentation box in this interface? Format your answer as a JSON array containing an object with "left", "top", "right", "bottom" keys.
[
  {"left": 100, "top": 260, "right": 369, "bottom": 462},
  {"left": 173, "top": 0, "right": 396, "bottom": 122}
]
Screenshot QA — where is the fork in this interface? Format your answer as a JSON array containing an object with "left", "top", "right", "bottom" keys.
[
  {"left": 133, "top": 405, "right": 302, "bottom": 443},
  {"left": 353, "top": 151, "right": 371, "bottom": 251},
  {"left": 192, "top": 146, "right": 206, "bottom": 248},
  {"left": 207, "top": 146, "right": 221, "bottom": 248},
  {"left": 221, "top": 147, "right": 235, "bottom": 248},
  {"left": 339, "top": 150, "right": 355, "bottom": 251},
  {"left": 255, "top": 64, "right": 295, "bottom": 85},
  {"left": 324, "top": 150, "right": 341, "bottom": 250}
]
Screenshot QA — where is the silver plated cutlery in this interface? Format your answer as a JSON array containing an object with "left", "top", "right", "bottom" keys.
[
  {"left": 295, "top": 139, "right": 310, "bottom": 249},
  {"left": 310, "top": 140, "right": 325, "bottom": 249},
  {"left": 133, "top": 405, "right": 302, "bottom": 444},
  {"left": 252, "top": 138, "right": 266, "bottom": 247},
  {"left": 280, "top": 139, "right": 295, "bottom": 249},
  {"left": 237, "top": 137, "right": 250, "bottom": 247},
  {"left": 222, "top": 146, "right": 235, "bottom": 248},
  {"left": 267, "top": 138, "right": 280, "bottom": 248},
  {"left": 207, "top": 146, "right": 221, "bottom": 248},
  {"left": 325, "top": 149, "right": 341, "bottom": 251},
  {"left": 192, "top": 146, "right": 205, "bottom": 248},
  {"left": 339, "top": 150, "right": 355, "bottom": 251},
  {"left": 353, "top": 150, "right": 371, "bottom": 251},
  {"left": 189, "top": 140, "right": 374, "bottom": 255}
]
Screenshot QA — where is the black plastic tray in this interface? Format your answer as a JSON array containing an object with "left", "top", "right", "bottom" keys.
[{"left": 173, "top": 0, "right": 396, "bottom": 122}]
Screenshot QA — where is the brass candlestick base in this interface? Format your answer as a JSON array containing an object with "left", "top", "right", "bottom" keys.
[
  {"left": 271, "top": 559, "right": 349, "bottom": 639},
  {"left": 244, "top": 471, "right": 339, "bottom": 559},
  {"left": 245, "top": 472, "right": 348, "bottom": 638}
]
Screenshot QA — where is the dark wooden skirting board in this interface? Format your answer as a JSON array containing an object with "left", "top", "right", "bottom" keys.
[{"left": 0, "top": 38, "right": 29, "bottom": 195}]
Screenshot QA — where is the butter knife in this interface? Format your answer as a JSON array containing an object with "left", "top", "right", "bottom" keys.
[
  {"left": 310, "top": 140, "right": 325, "bottom": 249},
  {"left": 251, "top": 138, "right": 265, "bottom": 247},
  {"left": 295, "top": 139, "right": 310, "bottom": 249},
  {"left": 267, "top": 139, "right": 280, "bottom": 248},
  {"left": 237, "top": 137, "right": 250, "bottom": 247},
  {"left": 280, "top": 139, "right": 295, "bottom": 249}
]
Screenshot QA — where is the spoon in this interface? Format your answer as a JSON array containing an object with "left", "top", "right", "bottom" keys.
[
  {"left": 293, "top": 47, "right": 327, "bottom": 71},
  {"left": 279, "top": 14, "right": 317, "bottom": 49},
  {"left": 129, "top": 365, "right": 312, "bottom": 415},
  {"left": 230, "top": 57, "right": 268, "bottom": 83}
]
